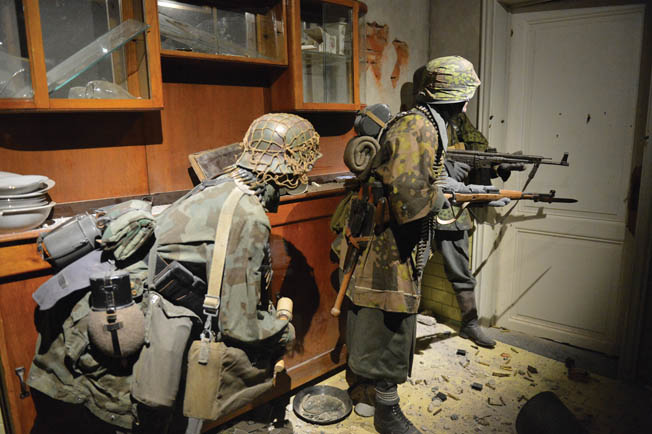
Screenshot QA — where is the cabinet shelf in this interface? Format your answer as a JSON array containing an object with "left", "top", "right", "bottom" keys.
[{"left": 161, "top": 48, "right": 287, "bottom": 67}]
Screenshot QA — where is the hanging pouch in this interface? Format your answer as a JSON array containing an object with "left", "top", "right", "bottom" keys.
[{"left": 183, "top": 339, "right": 274, "bottom": 420}]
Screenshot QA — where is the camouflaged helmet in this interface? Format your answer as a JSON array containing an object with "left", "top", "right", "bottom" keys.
[
  {"left": 236, "top": 113, "right": 321, "bottom": 189},
  {"left": 418, "top": 56, "right": 481, "bottom": 103}
]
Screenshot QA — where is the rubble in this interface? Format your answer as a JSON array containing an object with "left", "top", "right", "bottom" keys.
[{"left": 276, "top": 321, "right": 652, "bottom": 434}]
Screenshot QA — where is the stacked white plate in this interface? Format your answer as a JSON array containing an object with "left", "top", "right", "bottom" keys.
[{"left": 0, "top": 172, "right": 56, "bottom": 234}]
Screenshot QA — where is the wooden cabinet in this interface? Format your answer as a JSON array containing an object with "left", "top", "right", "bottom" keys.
[
  {"left": 0, "top": 189, "right": 347, "bottom": 434},
  {"left": 158, "top": 0, "right": 288, "bottom": 67},
  {"left": 0, "top": 0, "right": 163, "bottom": 112},
  {"left": 270, "top": 0, "right": 361, "bottom": 112}
]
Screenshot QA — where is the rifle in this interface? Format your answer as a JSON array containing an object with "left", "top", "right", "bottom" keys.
[
  {"left": 330, "top": 183, "right": 384, "bottom": 317},
  {"left": 444, "top": 189, "right": 577, "bottom": 205},
  {"left": 446, "top": 148, "right": 570, "bottom": 190},
  {"left": 438, "top": 189, "right": 576, "bottom": 225}
]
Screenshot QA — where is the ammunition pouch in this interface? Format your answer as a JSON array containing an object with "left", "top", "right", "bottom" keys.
[{"left": 151, "top": 256, "right": 207, "bottom": 317}]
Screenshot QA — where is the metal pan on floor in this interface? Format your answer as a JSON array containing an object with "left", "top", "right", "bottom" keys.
[{"left": 292, "top": 385, "right": 353, "bottom": 425}]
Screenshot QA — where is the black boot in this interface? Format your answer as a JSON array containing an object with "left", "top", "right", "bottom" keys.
[
  {"left": 460, "top": 318, "right": 496, "bottom": 348},
  {"left": 373, "top": 382, "right": 421, "bottom": 434}
]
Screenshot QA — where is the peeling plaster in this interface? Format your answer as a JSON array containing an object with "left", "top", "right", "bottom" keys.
[
  {"left": 366, "top": 22, "right": 389, "bottom": 84},
  {"left": 391, "top": 39, "right": 409, "bottom": 88}
]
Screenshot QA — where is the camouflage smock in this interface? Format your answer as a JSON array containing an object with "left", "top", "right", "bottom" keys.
[
  {"left": 155, "top": 177, "right": 291, "bottom": 347},
  {"left": 339, "top": 111, "right": 444, "bottom": 314},
  {"left": 435, "top": 112, "right": 489, "bottom": 231}
]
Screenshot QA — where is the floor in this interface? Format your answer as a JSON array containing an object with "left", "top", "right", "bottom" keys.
[{"left": 212, "top": 318, "right": 652, "bottom": 434}]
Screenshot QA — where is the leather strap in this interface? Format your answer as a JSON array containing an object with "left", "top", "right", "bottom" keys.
[
  {"left": 203, "top": 187, "right": 244, "bottom": 313},
  {"left": 365, "top": 109, "right": 387, "bottom": 129},
  {"left": 436, "top": 201, "right": 471, "bottom": 225}
]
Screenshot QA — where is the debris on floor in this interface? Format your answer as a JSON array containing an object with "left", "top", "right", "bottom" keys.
[{"left": 212, "top": 321, "right": 652, "bottom": 434}]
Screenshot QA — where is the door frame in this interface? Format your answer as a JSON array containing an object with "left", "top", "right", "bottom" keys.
[{"left": 476, "top": 0, "right": 651, "bottom": 377}]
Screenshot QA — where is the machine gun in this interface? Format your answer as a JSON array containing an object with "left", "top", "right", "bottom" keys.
[
  {"left": 446, "top": 148, "right": 570, "bottom": 190},
  {"left": 446, "top": 148, "right": 569, "bottom": 170}
]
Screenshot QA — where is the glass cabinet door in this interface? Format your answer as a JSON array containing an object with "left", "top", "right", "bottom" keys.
[
  {"left": 158, "top": 0, "right": 287, "bottom": 64},
  {"left": 38, "top": 0, "right": 151, "bottom": 101},
  {"left": 300, "top": 0, "right": 353, "bottom": 105},
  {"left": 0, "top": 0, "right": 33, "bottom": 101}
]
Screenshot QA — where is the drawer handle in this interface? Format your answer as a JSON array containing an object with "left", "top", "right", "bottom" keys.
[{"left": 14, "top": 367, "right": 30, "bottom": 399}]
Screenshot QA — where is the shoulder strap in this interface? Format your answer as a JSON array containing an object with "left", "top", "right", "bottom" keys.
[{"left": 203, "top": 187, "right": 245, "bottom": 315}]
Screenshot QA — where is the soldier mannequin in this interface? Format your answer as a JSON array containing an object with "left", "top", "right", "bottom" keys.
[
  {"left": 28, "top": 113, "right": 321, "bottom": 434},
  {"left": 337, "top": 56, "right": 513, "bottom": 434},
  {"left": 416, "top": 58, "right": 522, "bottom": 349}
]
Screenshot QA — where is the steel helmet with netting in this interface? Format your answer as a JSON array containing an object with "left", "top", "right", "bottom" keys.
[
  {"left": 236, "top": 113, "right": 321, "bottom": 189},
  {"left": 418, "top": 56, "right": 481, "bottom": 103}
]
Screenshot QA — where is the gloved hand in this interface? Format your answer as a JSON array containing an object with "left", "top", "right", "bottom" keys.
[
  {"left": 440, "top": 177, "right": 498, "bottom": 194},
  {"left": 445, "top": 161, "right": 471, "bottom": 182},
  {"left": 487, "top": 197, "right": 511, "bottom": 207},
  {"left": 440, "top": 178, "right": 510, "bottom": 207},
  {"left": 495, "top": 163, "right": 526, "bottom": 182}
]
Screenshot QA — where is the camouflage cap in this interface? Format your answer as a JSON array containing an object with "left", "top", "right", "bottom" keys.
[
  {"left": 236, "top": 113, "right": 322, "bottom": 188},
  {"left": 418, "top": 56, "right": 481, "bottom": 103}
]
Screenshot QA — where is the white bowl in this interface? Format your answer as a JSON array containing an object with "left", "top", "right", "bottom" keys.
[
  {"left": 0, "top": 202, "right": 56, "bottom": 234},
  {"left": 0, "top": 179, "right": 55, "bottom": 199},
  {"left": 0, "top": 175, "right": 50, "bottom": 195},
  {"left": 0, "top": 171, "right": 17, "bottom": 178}
]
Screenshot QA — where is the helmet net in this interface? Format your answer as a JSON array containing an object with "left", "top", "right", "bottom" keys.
[{"left": 238, "top": 113, "right": 321, "bottom": 189}]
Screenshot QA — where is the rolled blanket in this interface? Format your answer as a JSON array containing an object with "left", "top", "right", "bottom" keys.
[{"left": 343, "top": 135, "right": 380, "bottom": 174}]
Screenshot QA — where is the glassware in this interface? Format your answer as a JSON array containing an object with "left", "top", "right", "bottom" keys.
[
  {"left": 300, "top": 1, "right": 353, "bottom": 104},
  {"left": 0, "top": 0, "right": 33, "bottom": 99},
  {"left": 157, "top": 0, "right": 284, "bottom": 61},
  {"left": 39, "top": 0, "right": 151, "bottom": 99}
]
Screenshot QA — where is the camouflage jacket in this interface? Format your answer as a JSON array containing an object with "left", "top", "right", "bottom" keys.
[
  {"left": 338, "top": 111, "right": 444, "bottom": 313},
  {"left": 155, "top": 177, "right": 292, "bottom": 348},
  {"left": 435, "top": 112, "right": 489, "bottom": 231}
]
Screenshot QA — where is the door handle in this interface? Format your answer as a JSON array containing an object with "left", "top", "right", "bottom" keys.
[{"left": 14, "top": 367, "right": 30, "bottom": 399}]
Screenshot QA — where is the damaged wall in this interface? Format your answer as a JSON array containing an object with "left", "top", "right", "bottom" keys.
[{"left": 361, "top": 0, "right": 430, "bottom": 113}]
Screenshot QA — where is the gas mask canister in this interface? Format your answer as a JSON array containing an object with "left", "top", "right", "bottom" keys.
[{"left": 88, "top": 271, "right": 145, "bottom": 358}]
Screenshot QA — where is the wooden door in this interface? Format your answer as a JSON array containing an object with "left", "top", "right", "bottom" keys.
[{"left": 486, "top": 5, "right": 644, "bottom": 354}]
